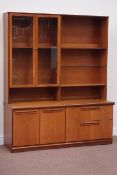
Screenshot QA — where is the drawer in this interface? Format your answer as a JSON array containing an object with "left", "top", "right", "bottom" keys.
[
  {"left": 13, "top": 109, "right": 39, "bottom": 146},
  {"left": 77, "top": 119, "right": 112, "bottom": 141},
  {"left": 40, "top": 108, "right": 65, "bottom": 144},
  {"left": 66, "top": 105, "right": 113, "bottom": 142},
  {"left": 79, "top": 105, "right": 112, "bottom": 121}
]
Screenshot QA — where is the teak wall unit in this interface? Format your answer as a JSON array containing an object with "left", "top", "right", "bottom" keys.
[{"left": 4, "top": 12, "right": 114, "bottom": 152}]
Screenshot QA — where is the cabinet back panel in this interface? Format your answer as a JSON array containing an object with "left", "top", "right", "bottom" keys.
[{"left": 12, "top": 48, "right": 33, "bottom": 85}]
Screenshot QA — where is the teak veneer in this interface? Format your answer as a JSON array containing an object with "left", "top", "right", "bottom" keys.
[{"left": 4, "top": 12, "right": 114, "bottom": 152}]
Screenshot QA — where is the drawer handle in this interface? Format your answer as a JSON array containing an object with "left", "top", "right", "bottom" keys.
[
  {"left": 42, "top": 109, "right": 63, "bottom": 113},
  {"left": 80, "top": 121, "right": 100, "bottom": 126},
  {"left": 15, "top": 111, "right": 37, "bottom": 115},
  {"left": 80, "top": 106, "right": 99, "bottom": 111}
]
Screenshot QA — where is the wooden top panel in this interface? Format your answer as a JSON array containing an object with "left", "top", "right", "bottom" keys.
[
  {"left": 4, "top": 12, "right": 108, "bottom": 19},
  {"left": 9, "top": 99, "right": 114, "bottom": 109}
]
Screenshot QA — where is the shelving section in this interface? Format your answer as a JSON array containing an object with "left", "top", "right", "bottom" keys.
[
  {"left": 60, "top": 15, "right": 108, "bottom": 101},
  {"left": 4, "top": 12, "right": 114, "bottom": 152}
]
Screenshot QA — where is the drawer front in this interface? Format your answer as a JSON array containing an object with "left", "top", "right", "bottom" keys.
[
  {"left": 66, "top": 106, "right": 113, "bottom": 142},
  {"left": 40, "top": 108, "right": 65, "bottom": 144},
  {"left": 77, "top": 120, "right": 102, "bottom": 141},
  {"left": 13, "top": 109, "right": 39, "bottom": 146},
  {"left": 79, "top": 105, "right": 113, "bottom": 121},
  {"left": 77, "top": 119, "right": 112, "bottom": 141}
]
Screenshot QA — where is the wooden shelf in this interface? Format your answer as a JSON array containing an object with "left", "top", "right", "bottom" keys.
[
  {"left": 61, "top": 83, "right": 106, "bottom": 87},
  {"left": 61, "top": 43, "right": 107, "bottom": 49},
  {"left": 10, "top": 84, "right": 34, "bottom": 88},
  {"left": 62, "top": 65, "right": 106, "bottom": 68},
  {"left": 38, "top": 43, "right": 57, "bottom": 49},
  {"left": 12, "top": 43, "right": 32, "bottom": 48},
  {"left": 10, "top": 84, "right": 59, "bottom": 88},
  {"left": 37, "top": 84, "right": 58, "bottom": 87}
]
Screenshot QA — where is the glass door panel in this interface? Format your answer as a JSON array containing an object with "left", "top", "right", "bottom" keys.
[
  {"left": 11, "top": 15, "right": 33, "bottom": 87},
  {"left": 38, "top": 17, "right": 58, "bottom": 85}
]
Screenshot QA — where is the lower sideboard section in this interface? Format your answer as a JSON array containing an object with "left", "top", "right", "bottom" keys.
[{"left": 4, "top": 104, "right": 113, "bottom": 152}]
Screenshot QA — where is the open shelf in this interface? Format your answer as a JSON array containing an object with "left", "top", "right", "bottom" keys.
[
  {"left": 61, "top": 86, "right": 104, "bottom": 100},
  {"left": 12, "top": 48, "right": 33, "bottom": 87},
  {"left": 9, "top": 87, "right": 57, "bottom": 102},
  {"left": 61, "top": 49, "right": 107, "bottom": 66},
  {"left": 61, "top": 66, "right": 106, "bottom": 84},
  {"left": 12, "top": 16, "right": 33, "bottom": 48},
  {"left": 61, "top": 49, "right": 106, "bottom": 85},
  {"left": 61, "top": 16, "right": 108, "bottom": 48},
  {"left": 38, "top": 17, "right": 58, "bottom": 47}
]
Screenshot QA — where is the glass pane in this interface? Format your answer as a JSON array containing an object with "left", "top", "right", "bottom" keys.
[
  {"left": 38, "top": 18, "right": 57, "bottom": 47},
  {"left": 38, "top": 48, "right": 57, "bottom": 84},
  {"left": 12, "top": 16, "right": 33, "bottom": 47},
  {"left": 12, "top": 48, "right": 33, "bottom": 86}
]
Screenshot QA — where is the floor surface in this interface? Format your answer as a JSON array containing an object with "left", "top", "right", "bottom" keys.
[{"left": 0, "top": 138, "right": 117, "bottom": 175}]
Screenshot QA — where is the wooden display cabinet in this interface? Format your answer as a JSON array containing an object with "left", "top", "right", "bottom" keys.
[{"left": 4, "top": 12, "right": 114, "bottom": 152}]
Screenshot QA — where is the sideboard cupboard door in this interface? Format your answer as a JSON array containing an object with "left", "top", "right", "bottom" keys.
[
  {"left": 40, "top": 108, "right": 65, "bottom": 144},
  {"left": 66, "top": 106, "right": 113, "bottom": 142},
  {"left": 13, "top": 109, "right": 39, "bottom": 146},
  {"left": 66, "top": 107, "right": 80, "bottom": 142}
]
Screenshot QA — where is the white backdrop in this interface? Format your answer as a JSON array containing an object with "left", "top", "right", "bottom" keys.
[{"left": 0, "top": 0, "right": 117, "bottom": 145}]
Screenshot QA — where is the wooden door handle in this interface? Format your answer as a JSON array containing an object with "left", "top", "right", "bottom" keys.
[
  {"left": 80, "top": 121, "right": 100, "bottom": 126},
  {"left": 15, "top": 110, "right": 37, "bottom": 115},
  {"left": 42, "top": 108, "right": 64, "bottom": 113},
  {"left": 80, "top": 106, "right": 99, "bottom": 111}
]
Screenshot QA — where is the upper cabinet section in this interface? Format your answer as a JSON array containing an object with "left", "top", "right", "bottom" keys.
[
  {"left": 4, "top": 12, "right": 108, "bottom": 100},
  {"left": 12, "top": 15, "right": 33, "bottom": 48},
  {"left": 61, "top": 16, "right": 108, "bottom": 49}
]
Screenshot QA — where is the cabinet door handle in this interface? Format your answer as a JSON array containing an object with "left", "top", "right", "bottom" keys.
[
  {"left": 80, "top": 106, "right": 99, "bottom": 111},
  {"left": 15, "top": 110, "right": 37, "bottom": 115},
  {"left": 80, "top": 121, "right": 100, "bottom": 126},
  {"left": 42, "top": 109, "right": 63, "bottom": 113}
]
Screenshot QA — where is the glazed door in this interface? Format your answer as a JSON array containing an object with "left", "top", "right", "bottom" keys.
[
  {"left": 36, "top": 15, "right": 60, "bottom": 86},
  {"left": 10, "top": 14, "right": 34, "bottom": 87}
]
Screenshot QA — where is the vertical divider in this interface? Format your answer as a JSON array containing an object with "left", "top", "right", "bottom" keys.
[
  {"left": 101, "top": 50, "right": 107, "bottom": 99},
  {"left": 9, "top": 13, "right": 13, "bottom": 87},
  {"left": 56, "top": 16, "right": 62, "bottom": 100},
  {"left": 33, "top": 14, "right": 38, "bottom": 86}
]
